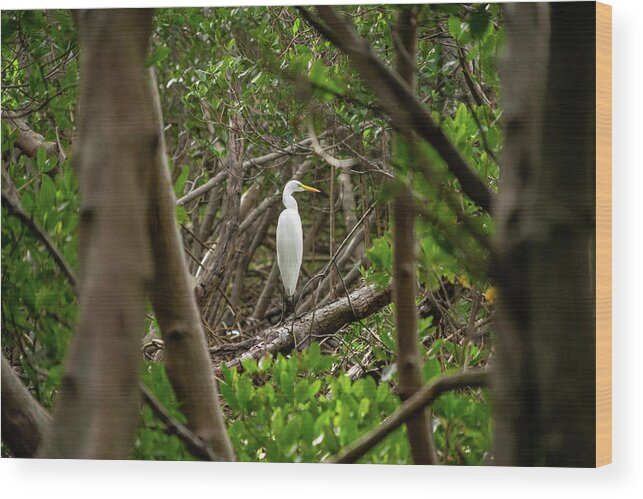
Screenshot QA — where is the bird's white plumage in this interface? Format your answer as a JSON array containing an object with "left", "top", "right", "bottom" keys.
[
  {"left": 276, "top": 208, "right": 303, "bottom": 296},
  {"left": 276, "top": 180, "right": 319, "bottom": 297}
]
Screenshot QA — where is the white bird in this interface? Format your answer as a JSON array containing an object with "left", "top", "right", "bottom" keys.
[{"left": 276, "top": 180, "right": 320, "bottom": 298}]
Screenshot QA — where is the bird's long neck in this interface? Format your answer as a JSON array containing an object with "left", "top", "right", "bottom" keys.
[{"left": 283, "top": 191, "right": 298, "bottom": 212}]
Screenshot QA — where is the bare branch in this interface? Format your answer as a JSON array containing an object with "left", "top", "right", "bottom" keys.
[
  {"left": 176, "top": 137, "right": 316, "bottom": 207},
  {"left": 308, "top": 121, "right": 358, "bottom": 169}
]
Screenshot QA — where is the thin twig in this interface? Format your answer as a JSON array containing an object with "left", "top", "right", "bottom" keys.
[
  {"left": 2, "top": 84, "right": 76, "bottom": 119},
  {"left": 299, "top": 203, "right": 375, "bottom": 297}
]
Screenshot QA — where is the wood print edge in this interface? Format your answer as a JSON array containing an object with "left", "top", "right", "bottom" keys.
[{"left": 595, "top": 0, "right": 612, "bottom": 468}]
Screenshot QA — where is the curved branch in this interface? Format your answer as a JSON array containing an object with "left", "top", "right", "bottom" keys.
[
  {"left": 1, "top": 185, "right": 77, "bottom": 290},
  {"left": 327, "top": 369, "right": 490, "bottom": 464},
  {"left": 139, "top": 383, "right": 225, "bottom": 461},
  {"left": 299, "top": 6, "right": 493, "bottom": 213}
]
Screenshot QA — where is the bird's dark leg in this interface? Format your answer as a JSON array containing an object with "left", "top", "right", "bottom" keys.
[
  {"left": 285, "top": 295, "right": 294, "bottom": 316},
  {"left": 291, "top": 294, "right": 298, "bottom": 350},
  {"left": 277, "top": 284, "right": 286, "bottom": 326}
]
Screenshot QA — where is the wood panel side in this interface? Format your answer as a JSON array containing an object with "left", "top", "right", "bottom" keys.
[{"left": 596, "top": 1, "right": 612, "bottom": 468}]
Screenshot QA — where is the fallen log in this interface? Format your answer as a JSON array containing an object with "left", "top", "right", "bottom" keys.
[{"left": 223, "top": 283, "right": 392, "bottom": 371}]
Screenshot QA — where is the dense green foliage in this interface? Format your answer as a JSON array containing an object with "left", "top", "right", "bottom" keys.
[{"left": 2, "top": 5, "right": 501, "bottom": 463}]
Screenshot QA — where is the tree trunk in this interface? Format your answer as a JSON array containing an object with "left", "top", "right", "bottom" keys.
[
  {"left": 197, "top": 114, "right": 244, "bottom": 327},
  {"left": 38, "top": 9, "right": 156, "bottom": 458},
  {"left": 392, "top": 190, "right": 437, "bottom": 465},
  {"left": 492, "top": 3, "right": 596, "bottom": 466},
  {"left": 36, "top": 9, "right": 235, "bottom": 460},
  {"left": 390, "top": 6, "right": 437, "bottom": 465}
]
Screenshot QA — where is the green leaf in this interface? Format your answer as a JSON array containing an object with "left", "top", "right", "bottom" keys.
[
  {"left": 258, "top": 354, "right": 272, "bottom": 371},
  {"left": 469, "top": 9, "right": 491, "bottom": 41},
  {"left": 313, "top": 355, "right": 334, "bottom": 373},
  {"left": 146, "top": 45, "right": 170, "bottom": 67},
  {"left": 36, "top": 146, "right": 46, "bottom": 172},
  {"left": 429, "top": 4, "right": 463, "bottom": 15},
  {"left": 173, "top": 165, "right": 189, "bottom": 196},
  {"left": 377, "top": 178, "right": 402, "bottom": 203},
  {"left": 307, "top": 342, "right": 321, "bottom": 369},
  {"left": 1, "top": 15, "right": 18, "bottom": 44},
  {"left": 39, "top": 175, "right": 56, "bottom": 210},
  {"left": 367, "top": 236, "right": 392, "bottom": 271},
  {"left": 220, "top": 363, "right": 236, "bottom": 385},
  {"left": 294, "top": 379, "right": 309, "bottom": 404},
  {"left": 306, "top": 380, "right": 321, "bottom": 400},
  {"left": 448, "top": 16, "right": 463, "bottom": 42},
  {"left": 236, "top": 376, "right": 253, "bottom": 411},
  {"left": 309, "top": 59, "right": 326, "bottom": 86},
  {"left": 241, "top": 357, "right": 258, "bottom": 375},
  {"left": 219, "top": 381, "right": 239, "bottom": 412},
  {"left": 279, "top": 368, "right": 295, "bottom": 400},
  {"left": 300, "top": 411, "right": 315, "bottom": 443},
  {"left": 175, "top": 205, "right": 188, "bottom": 225},
  {"left": 280, "top": 417, "right": 300, "bottom": 452},
  {"left": 422, "top": 358, "right": 442, "bottom": 383}
]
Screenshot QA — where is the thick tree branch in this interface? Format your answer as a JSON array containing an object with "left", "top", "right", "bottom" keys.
[
  {"left": 392, "top": 7, "right": 438, "bottom": 465},
  {"left": 308, "top": 121, "right": 358, "bottom": 169},
  {"left": 197, "top": 112, "right": 245, "bottom": 326},
  {"left": 299, "top": 6, "right": 493, "bottom": 213},
  {"left": 327, "top": 369, "right": 489, "bottom": 464},
  {"left": 393, "top": 189, "right": 437, "bottom": 464},
  {"left": 1, "top": 355, "right": 51, "bottom": 457},
  {"left": 493, "top": 3, "right": 597, "bottom": 466},
  {"left": 147, "top": 69, "right": 235, "bottom": 460},
  {"left": 4, "top": 116, "right": 59, "bottom": 158}
]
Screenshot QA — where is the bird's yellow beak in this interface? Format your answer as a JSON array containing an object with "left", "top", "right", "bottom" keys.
[{"left": 300, "top": 183, "right": 321, "bottom": 193}]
